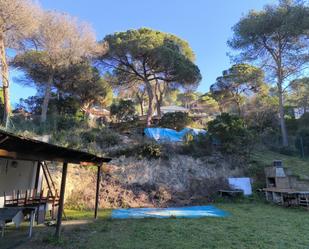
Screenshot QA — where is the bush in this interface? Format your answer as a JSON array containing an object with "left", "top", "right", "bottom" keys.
[
  {"left": 159, "top": 112, "right": 192, "bottom": 131},
  {"left": 278, "top": 146, "right": 297, "bottom": 156},
  {"left": 54, "top": 115, "right": 83, "bottom": 131},
  {"left": 285, "top": 117, "right": 298, "bottom": 135},
  {"left": 110, "top": 99, "right": 137, "bottom": 122},
  {"left": 181, "top": 134, "right": 213, "bottom": 157},
  {"left": 51, "top": 127, "right": 120, "bottom": 153},
  {"left": 81, "top": 128, "right": 120, "bottom": 148},
  {"left": 138, "top": 143, "right": 162, "bottom": 159},
  {"left": 207, "top": 113, "right": 254, "bottom": 155},
  {"left": 8, "top": 114, "right": 85, "bottom": 135},
  {"left": 112, "top": 142, "right": 164, "bottom": 159}
]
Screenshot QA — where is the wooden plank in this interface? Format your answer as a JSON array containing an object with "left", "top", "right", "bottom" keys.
[
  {"left": 0, "top": 149, "right": 110, "bottom": 165},
  {"left": 34, "top": 162, "right": 41, "bottom": 191},
  {"left": 55, "top": 162, "right": 68, "bottom": 238}
]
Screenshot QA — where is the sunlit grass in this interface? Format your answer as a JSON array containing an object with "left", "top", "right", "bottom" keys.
[{"left": 60, "top": 203, "right": 309, "bottom": 249}]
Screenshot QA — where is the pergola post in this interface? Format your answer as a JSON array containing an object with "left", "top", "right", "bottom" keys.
[
  {"left": 34, "top": 161, "right": 41, "bottom": 191},
  {"left": 55, "top": 162, "right": 68, "bottom": 238},
  {"left": 94, "top": 164, "right": 102, "bottom": 219}
]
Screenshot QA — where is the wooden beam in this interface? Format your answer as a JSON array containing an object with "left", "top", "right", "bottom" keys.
[
  {"left": 94, "top": 165, "right": 102, "bottom": 219},
  {"left": 0, "top": 149, "right": 110, "bottom": 165},
  {"left": 34, "top": 161, "right": 41, "bottom": 191},
  {"left": 55, "top": 162, "right": 68, "bottom": 238}
]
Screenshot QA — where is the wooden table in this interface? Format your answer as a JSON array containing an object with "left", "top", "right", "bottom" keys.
[
  {"left": 263, "top": 188, "right": 309, "bottom": 206},
  {"left": 0, "top": 207, "right": 36, "bottom": 238}
]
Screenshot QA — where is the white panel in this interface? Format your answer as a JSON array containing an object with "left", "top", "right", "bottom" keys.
[
  {"left": 0, "top": 159, "right": 40, "bottom": 207},
  {"left": 228, "top": 177, "right": 252, "bottom": 196}
]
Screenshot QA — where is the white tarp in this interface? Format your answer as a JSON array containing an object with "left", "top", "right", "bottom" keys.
[{"left": 228, "top": 177, "right": 252, "bottom": 196}]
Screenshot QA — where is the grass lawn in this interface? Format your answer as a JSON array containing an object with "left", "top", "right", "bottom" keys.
[
  {"left": 2, "top": 150, "right": 309, "bottom": 249},
  {"left": 4, "top": 202, "right": 309, "bottom": 249}
]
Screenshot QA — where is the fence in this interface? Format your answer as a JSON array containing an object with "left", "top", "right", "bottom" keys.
[{"left": 261, "top": 131, "right": 309, "bottom": 158}]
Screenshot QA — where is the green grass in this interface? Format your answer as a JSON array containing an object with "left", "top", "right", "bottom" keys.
[
  {"left": 250, "top": 149, "right": 309, "bottom": 179},
  {"left": 3, "top": 149, "right": 309, "bottom": 249},
  {"left": 41, "top": 203, "right": 309, "bottom": 249},
  {"left": 65, "top": 209, "right": 111, "bottom": 220},
  {"left": 4, "top": 202, "right": 309, "bottom": 249}
]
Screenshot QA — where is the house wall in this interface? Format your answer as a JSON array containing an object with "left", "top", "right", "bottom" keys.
[{"left": 0, "top": 159, "right": 39, "bottom": 207}]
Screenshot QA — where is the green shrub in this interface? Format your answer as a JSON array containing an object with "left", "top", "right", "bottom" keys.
[
  {"left": 278, "top": 146, "right": 297, "bottom": 156},
  {"left": 9, "top": 114, "right": 85, "bottom": 135},
  {"left": 181, "top": 134, "right": 213, "bottom": 157},
  {"left": 81, "top": 128, "right": 120, "bottom": 148},
  {"left": 207, "top": 113, "right": 254, "bottom": 155},
  {"left": 285, "top": 117, "right": 298, "bottom": 135},
  {"left": 159, "top": 112, "right": 192, "bottom": 131},
  {"left": 112, "top": 142, "right": 163, "bottom": 159},
  {"left": 51, "top": 127, "right": 120, "bottom": 153},
  {"left": 55, "top": 115, "right": 83, "bottom": 131},
  {"left": 110, "top": 99, "right": 137, "bottom": 122},
  {"left": 138, "top": 143, "right": 162, "bottom": 159}
]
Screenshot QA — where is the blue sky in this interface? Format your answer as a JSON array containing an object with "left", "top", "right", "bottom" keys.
[{"left": 10, "top": 0, "right": 277, "bottom": 105}]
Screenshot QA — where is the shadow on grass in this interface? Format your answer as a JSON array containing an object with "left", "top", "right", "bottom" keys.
[{"left": 0, "top": 210, "right": 110, "bottom": 249}]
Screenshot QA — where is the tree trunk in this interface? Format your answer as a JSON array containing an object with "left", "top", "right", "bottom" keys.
[
  {"left": 40, "top": 75, "right": 53, "bottom": 123},
  {"left": 156, "top": 99, "right": 162, "bottom": 118},
  {"left": 0, "top": 34, "right": 11, "bottom": 125},
  {"left": 139, "top": 101, "right": 144, "bottom": 116},
  {"left": 236, "top": 100, "right": 242, "bottom": 117},
  {"left": 145, "top": 81, "right": 154, "bottom": 126},
  {"left": 278, "top": 83, "right": 289, "bottom": 146},
  {"left": 154, "top": 85, "right": 162, "bottom": 118},
  {"left": 136, "top": 93, "right": 144, "bottom": 116}
]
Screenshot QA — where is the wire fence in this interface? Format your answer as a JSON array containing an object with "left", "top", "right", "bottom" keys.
[{"left": 261, "top": 131, "right": 309, "bottom": 158}]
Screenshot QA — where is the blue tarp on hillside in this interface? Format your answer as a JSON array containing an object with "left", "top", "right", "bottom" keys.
[
  {"left": 111, "top": 205, "right": 229, "bottom": 219},
  {"left": 144, "top": 127, "right": 207, "bottom": 142}
]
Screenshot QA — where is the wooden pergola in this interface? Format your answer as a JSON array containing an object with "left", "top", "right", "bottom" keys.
[{"left": 0, "top": 130, "right": 111, "bottom": 238}]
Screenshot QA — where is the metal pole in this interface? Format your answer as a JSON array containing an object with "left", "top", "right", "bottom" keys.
[
  {"left": 1, "top": 221, "right": 4, "bottom": 237},
  {"left": 29, "top": 209, "right": 35, "bottom": 238},
  {"left": 300, "top": 137, "right": 305, "bottom": 158},
  {"left": 55, "top": 162, "right": 68, "bottom": 238},
  {"left": 94, "top": 164, "right": 102, "bottom": 219}
]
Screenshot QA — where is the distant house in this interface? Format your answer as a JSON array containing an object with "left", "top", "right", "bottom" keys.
[
  {"left": 294, "top": 107, "right": 309, "bottom": 119},
  {"left": 160, "top": 105, "right": 189, "bottom": 114},
  {"left": 84, "top": 106, "right": 110, "bottom": 126},
  {"left": 12, "top": 108, "right": 32, "bottom": 120},
  {"left": 188, "top": 100, "right": 220, "bottom": 118},
  {"left": 84, "top": 106, "right": 110, "bottom": 118}
]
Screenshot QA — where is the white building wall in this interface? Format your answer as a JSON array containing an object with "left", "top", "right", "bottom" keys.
[{"left": 0, "top": 159, "right": 38, "bottom": 207}]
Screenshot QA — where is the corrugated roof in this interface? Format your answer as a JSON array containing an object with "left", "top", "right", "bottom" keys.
[{"left": 0, "top": 130, "right": 111, "bottom": 165}]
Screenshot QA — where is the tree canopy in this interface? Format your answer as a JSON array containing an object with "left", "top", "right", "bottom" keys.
[
  {"left": 211, "top": 64, "right": 265, "bottom": 115},
  {"left": 98, "top": 28, "right": 201, "bottom": 125},
  {"left": 0, "top": 0, "right": 40, "bottom": 124},
  {"left": 229, "top": 0, "right": 309, "bottom": 146},
  {"left": 289, "top": 77, "right": 309, "bottom": 112},
  {"left": 14, "top": 10, "right": 98, "bottom": 123}
]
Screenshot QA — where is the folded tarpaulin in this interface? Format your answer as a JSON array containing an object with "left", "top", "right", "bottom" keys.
[
  {"left": 111, "top": 205, "right": 229, "bottom": 219},
  {"left": 228, "top": 177, "right": 252, "bottom": 196},
  {"left": 144, "top": 127, "right": 207, "bottom": 142}
]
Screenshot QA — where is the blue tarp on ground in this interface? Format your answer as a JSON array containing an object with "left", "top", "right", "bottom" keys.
[
  {"left": 144, "top": 127, "right": 207, "bottom": 142},
  {"left": 111, "top": 205, "right": 229, "bottom": 219}
]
